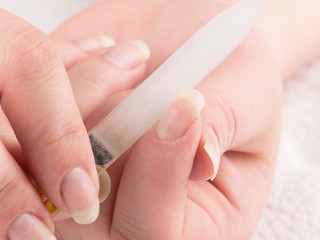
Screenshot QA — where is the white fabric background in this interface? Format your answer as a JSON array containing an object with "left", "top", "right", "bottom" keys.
[{"left": 1, "top": 0, "right": 319, "bottom": 239}]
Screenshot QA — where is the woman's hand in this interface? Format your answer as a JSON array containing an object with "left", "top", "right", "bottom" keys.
[
  {"left": 0, "top": 9, "right": 148, "bottom": 239},
  {"left": 51, "top": 0, "right": 283, "bottom": 239}
]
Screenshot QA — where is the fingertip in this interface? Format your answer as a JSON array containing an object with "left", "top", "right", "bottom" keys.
[
  {"left": 72, "top": 35, "right": 115, "bottom": 53},
  {"left": 101, "top": 40, "right": 150, "bottom": 69},
  {"left": 110, "top": 96, "right": 203, "bottom": 239},
  {"left": 8, "top": 213, "right": 56, "bottom": 240},
  {"left": 190, "top": 127, "right": 221, "bottom": 181},
  {"left": 204, "top": 128, "right": 221, "bottom": 181},
  {"left": 156, "top": 89, "right": 205, "bottom": 142},
  {"left": 127, "top": 40, "right": 151, "bottom": 62},
  {"left": 60, "top": 168, "right": 100, "bottom": 225}
]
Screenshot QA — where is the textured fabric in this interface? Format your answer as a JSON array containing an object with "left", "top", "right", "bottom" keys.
[
  {"left": 252, "top": 58, "right": 320, "bottom": 240},
  {"left": 1, "top": 0, "right": 319, "bottom": 239}
]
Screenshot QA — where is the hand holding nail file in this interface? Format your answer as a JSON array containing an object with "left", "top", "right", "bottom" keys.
[{"left": 89, "top": 0, "right": 266, "bottom": 169}]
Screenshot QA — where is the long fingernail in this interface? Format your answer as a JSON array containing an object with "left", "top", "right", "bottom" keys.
[
  {"left": 73, "top": 35, "right": 115, "bottom": 52},
  {"left": 96, "top": 166, "right": 111, "bottom": 203},
  {"left": 8, "top": 214, "right": 56, "bottom": 240},
  {"left": 51, "top": 166, "right": 110, "bottom": 222},
  {"left": 204, "top": 128, "right": 221, "bottom": 181},
  {"left": 101, "top": 40, "right": 150, "bottom": 69},
  {"left": 60, "top": 168, "right": 100, "bottom": 224},
  {"left": 156, "top": 89, "right": 205, "bottom": 141}
]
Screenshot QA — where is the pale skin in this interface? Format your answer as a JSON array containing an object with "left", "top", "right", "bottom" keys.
[{"left": 0, "top": 0, "right": 319, "bottom": 239}]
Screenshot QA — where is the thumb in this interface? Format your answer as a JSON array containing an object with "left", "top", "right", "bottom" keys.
[{"left": 111, "top": 90, "right": 204, "bottom": 240}]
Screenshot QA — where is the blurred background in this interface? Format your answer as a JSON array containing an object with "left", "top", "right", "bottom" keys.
[{"left": 1, "top": 0, "right": 319, "bottom": 239}]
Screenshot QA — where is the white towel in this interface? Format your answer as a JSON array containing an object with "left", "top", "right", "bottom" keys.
[
  {"left": 1, "top": 0, "right": 319, "bottom": 239},
  {"left": 252, "top": 58, "right": 320, "bottom": 240}
]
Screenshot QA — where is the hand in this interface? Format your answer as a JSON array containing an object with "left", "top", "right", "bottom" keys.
[
  {"left": 51, "top": 0, "right": 283, "bottom": 239},
  {"left": 0, "top": 9, "right": 147, "bottom": 239}
]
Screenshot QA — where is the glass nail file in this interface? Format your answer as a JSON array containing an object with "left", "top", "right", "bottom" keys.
[{"left": 89, "top": 0, "right": 266, "bottom": 168}]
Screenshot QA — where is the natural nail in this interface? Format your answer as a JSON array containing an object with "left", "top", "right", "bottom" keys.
[
  {"left": 73, "top": 35, "right": 115, "bottom": 52},
  {"left": 156, "top": 89, "right": 205, "bottom": 141},
  {"left": 96, "top": 166, "right": 111, "bottom": 203},
  {"left": 60, "top": 168, "right": 99, "bottom": 224},
  {"left": 101, "top": 40, "right": 150, "bottom": 69},
  {"left": 8, "top": 213, "right": 56, "bottom": 240},
  {"left": 204, "top": 128, "right": 221, "bottom": 181}
]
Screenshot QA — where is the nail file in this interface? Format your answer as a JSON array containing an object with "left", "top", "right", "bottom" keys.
[{"left": 89, "top": 0, "right": 266, "bottom": 168}]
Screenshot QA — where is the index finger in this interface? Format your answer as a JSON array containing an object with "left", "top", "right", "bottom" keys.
[{"left": 0, "top": 10, "right": 99, "bottom": 224}]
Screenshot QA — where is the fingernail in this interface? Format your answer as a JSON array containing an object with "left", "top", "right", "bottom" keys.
[
  {"left": 156, "top": 89, "right": 205, "bottom": 141},
  {"left": 73, "top": 35, "right": 115, "bottom": 52},
  {"left": 101, "top": 40, "right": 150, "bottom": 69},
  {"left": 204, "top": 128, "right": 221, "bottom": 181},
  {"left": 96, "top": 166, "right": 111, "bottom": 203},
  {"left": 8, "top": 213, "right": 56, "bottom": 240},
  {"left": 60, "top": 168, "right": 100, "bottom": 224}
]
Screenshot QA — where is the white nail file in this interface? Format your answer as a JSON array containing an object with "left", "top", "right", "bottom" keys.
[{"left": 89, "top": 0, "right": 266, "bottom": 168}]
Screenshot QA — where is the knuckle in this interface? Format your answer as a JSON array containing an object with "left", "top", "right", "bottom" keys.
[
  {"left": 112, "top": 208, "right": 153, "bottom": 240},
  {"left": 208, "top": 93, "right": 237, "bottom": 150},
  {"left": 36, "top": 114, "right": 84, "bottom": 150},
  {"left": 69, "top": 68, "right": 104, "bottom": 94},
  {"left": 2, "top": 27, "right": 59, "bottom": 82}
]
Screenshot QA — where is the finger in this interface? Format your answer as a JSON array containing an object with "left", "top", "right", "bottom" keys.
[
  {"left": 68, "top": 40, "right": 150, "bottom": 121},
  {"left": 190, "top": 34, "right": 282, "bottom": 233},
  {"left": 0, "top": 36, "right": 147, "bottom": 225},
  {"left": 189, "top": 34, "right": 283, "bottom": 181},
  {"left": 0, "top": 141, "right": 55, "bottom": 240},
  {"left": 54, "top": 35, "right": 116, "bottom": 69},
  {"left": 52, "top": 93, "right": 131, "bottom": 237},
  {"left": 0, "top": 10, "right": 99, "bottom": 224},
  {"left": 0, "top": 38, "right": 148, "bottom": 168},
  {"left": 0, "top": 106, "right": 20, "bottom": 160},
  {"left": 0, "top": 35, "right": 116, "bottom": 163},
  {"left": 111, "top": 90, "right": 204, "bottom": 239}
]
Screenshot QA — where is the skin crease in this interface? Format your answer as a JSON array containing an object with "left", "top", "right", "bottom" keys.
[
  {"left": 50, "top": 0, "right": 282, "bottom": 240},
  {"left": 0, "top": 9, "right": 147, "bottom": 239},
  {"left": 1, "top": 0, "right": 319, "bottom": 239}
]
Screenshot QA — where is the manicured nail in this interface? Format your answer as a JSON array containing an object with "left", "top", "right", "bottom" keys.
[
  {"left": 8, "top": 213, "right": 56, "bottom": 240},
  {"left": 53, "top": 167, "right": 110, "bottom": 222},
  {"left": 73, "top": 35, "right": 115, "bottom": 52},
  {"left": 60, "top": 168, "right": 100, "bottom": 224},
  {"left": 96, "top": 166, "right": 111, "bottom": 203},
  {"left": 101, "top": 40, "right": 150, "bottom": 69},
  {"left": 204, "top": 128, "right": 221, "bottom": 181},
  {"left": 156, "top": 89, "right": 205, "bottom": 141}
]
